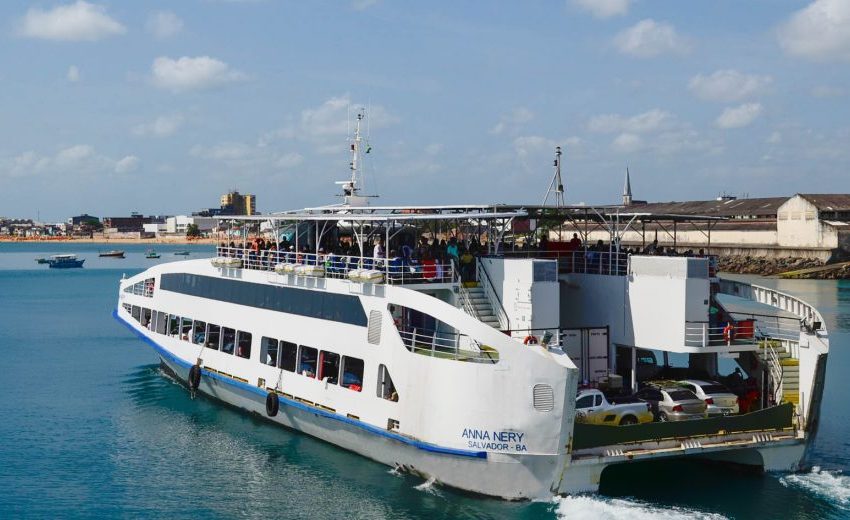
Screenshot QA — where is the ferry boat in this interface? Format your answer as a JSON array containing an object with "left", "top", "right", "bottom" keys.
[
  {"left": 49, "top": 254, "right": 84, "bottom": 268},
  {"left": 99, "top": 250, "right": 125, "bottom": 258},
  {"left": 114, "top": 115, "right": 829, "bottom": 499}
]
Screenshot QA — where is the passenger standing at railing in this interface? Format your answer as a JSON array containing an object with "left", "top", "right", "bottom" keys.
[
  {"left": 460, "top": 248, "right": 474, "bottom": 282},
  {"left": 569, "top": 233, "right": 582, "bottom": 250},
  {"left": 435, "top": 251, "right": 445, "bottom": 281},
  {"left": 447, "top": 237, "right": 459, "bottom": 265}
]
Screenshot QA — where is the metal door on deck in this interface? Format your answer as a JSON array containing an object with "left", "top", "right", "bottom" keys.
[{"left": 561, "top": 327, "right": 609, "bottom": 383}]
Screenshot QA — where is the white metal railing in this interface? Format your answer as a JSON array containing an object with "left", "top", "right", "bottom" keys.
[
  {"left": 498, "top": 250, "right": 629, "bottom": 276},
  {"left": 396, "top": 328, "right": 497, "bottom": 363},
  {"left": 719, "top": 279, "right": 827, "bottom": 335},
  {"left": 684, "top": 319, "right": 801, "bottom": 348},
  {"left": 213, "top": 246, "right": 455, "bottom": 285},
  {"left": 765, "top": 343, "right": 784, "bottom": 405},
  {"left": 476, "top": 258, "right": 511, "bottom": 330}
]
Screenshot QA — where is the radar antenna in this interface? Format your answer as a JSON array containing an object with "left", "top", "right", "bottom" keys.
[{"left": 542, "top": 146, "right": 565, "bottom": 208}]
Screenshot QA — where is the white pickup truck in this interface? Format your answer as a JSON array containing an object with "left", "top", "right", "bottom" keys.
[{"left": 575, "top": 388, "right": 655, "bottom": 426}]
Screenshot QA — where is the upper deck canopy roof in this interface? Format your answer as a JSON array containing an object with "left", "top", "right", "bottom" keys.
[{"left": 213, "top": 203, "right": 725, "bottom": 223}]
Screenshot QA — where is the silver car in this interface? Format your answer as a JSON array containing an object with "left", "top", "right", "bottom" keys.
[
  {"left": 635, "top": 386, "right": 707, "bottom": 422},
  {"left": 678, "top": 379, "right": 740, "bottom": 416}
]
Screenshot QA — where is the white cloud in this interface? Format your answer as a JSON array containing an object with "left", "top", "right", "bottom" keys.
[
  {"left": 17, "top": 1, "right": 125, "bottom": 42},
  {"left": 276, "top": 152, "right": 304, "bottom": 169},
  {"left": 767, "top": 131, "right": 782, "bottom": 144},
  {"left": 1, "top": 144, "right": 136, "bottom": 178},
  {"left": 146, "top": 11, "right": 183, "bottom": 39},
  {"left": 811, "top": 85, "right": 845, "bottom": 98},
  {"left": 571, "top": 0, "right": 631, "bottom": 18},
  {"left": 778, "top": 0, "right": 850, "bottom": 61},
  {"left": 587, "top": 109, "right": 672, "bottom": 134},
  {"left": 611, "top": 133, "right": 643, "bottom": 153},
  {"left": 269, "top": 95, "right": 399, "bottom": 154},
  {"left": 352, "top": 0, "right": 379, "bottom": 9},
  {"left": 133, "top": 114, "right": 184, "bottom": 137},
  {"left": 490, "top": 107, "right": 534, "bottom": 135},
  {"left": 424, "top": 143, "right": 443, "bottom": 156},
  {"left": 513, "top": 136, "right": 557, "bottom": 158},
  {"left": 613, "top": 19, "right": 689, "bottom": 58},
  {"left": 67, "top": 65, "right": 80, "bottom": 82},
  {"left": 151, "top": 56, "right": 247, "bottom": 92},
  {"left": 715, "top": 103, "right": 763, "bottom": 129},
  {"left": 114, "top": 155, "right": 140, "bottom": 174},
  {"left": 688, "top": 70, "right": 772, "bottom": 102}
]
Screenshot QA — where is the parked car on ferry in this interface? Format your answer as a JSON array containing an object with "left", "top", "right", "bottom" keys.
[
  {"left": 575, "top": 388, "right": 654, "bottom": 426},
  {"left": 634, "top": 385, "right": 707, "bottom": 422},
  {"left": 677, "top": 379, "right": 740, "bottom": 416}
]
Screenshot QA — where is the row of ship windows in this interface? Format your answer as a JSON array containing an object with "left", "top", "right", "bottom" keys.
[
  {"left": 123, "top": 278, "right": 155, "bottom": 297},
  {"left": 124, "top": 303, "right": 398, "bottom": 401}
]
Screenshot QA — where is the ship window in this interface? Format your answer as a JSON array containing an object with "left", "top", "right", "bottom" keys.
[
  {"left": 280, "top": 341, "right": 297, "bottom": 372},
  {"left": 206, "top": 324, "right": 220, "bottom": 350},
  {"left": 122, "top": 303, "right": 131, "bottom": 313},
  {"left": 192, "top": 321, "right": 206, "bottom": 345},
  {"left": 155, "top": 311, "right": 167, "bottom": 335},
  {"left": 318, "top": 351, "right": 340, "bottom": 385},
  {"left": 236, "top": 331, "right": 252, "bottom": 359},
  {"left": 298, "top": 346, "right": 317, "bottom": 378},
  {"left": 261, "top": 337, "right": 279, "bottom": 367},
  {"left": 221, "top": 327, "right": 236, "bottom": 355},
  {"left": 342, "top": 357, "right": 364, "bottom": 392},
  {"left": 131, "top": 305, "right": 141, "bottom": 322},
  {"left": 377, "top": 364, "right": 398, "bottom": 401},
  {"left": 169, "top": 315, "right": 180, "bottom": 337},
  {"left": 181, "top": 317, "right": 192, "bottom": 341},
  {"left": 142, "top": 308, "right": 152, "bottom": 329}
]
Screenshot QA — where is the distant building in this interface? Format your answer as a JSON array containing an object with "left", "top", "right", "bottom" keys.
[
  {"left": 220, "top": 191, "right": 256, "bottom": 216},
  {"left": 166, "top": 215, "right": 217, "bottom": 235},
  {"left": 102, "top": 213, "right": 165, "bottom": 233}
]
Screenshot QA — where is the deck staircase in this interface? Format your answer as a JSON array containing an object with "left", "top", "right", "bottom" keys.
[
  {"left": 459, "top": 283, "right": 502, "bottom": 330},
  {"left": 758, "top": 341, "right": 800, "bottom": 406}
]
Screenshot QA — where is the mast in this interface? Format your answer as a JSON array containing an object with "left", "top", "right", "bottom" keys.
[
  {"left": 542, "top": 146, "right": 565, "bottom": 208},
  {"left": 337, "top": 109, "right": 372, "bottom": 207}
]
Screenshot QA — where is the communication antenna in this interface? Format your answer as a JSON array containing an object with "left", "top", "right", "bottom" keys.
[{"left": 542, "top": 146, "right": 565, "bottom": 208}]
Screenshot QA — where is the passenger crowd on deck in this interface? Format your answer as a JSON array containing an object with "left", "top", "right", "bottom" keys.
[{"left": 216, "top": 230, "right": 715, "bottom": 282}]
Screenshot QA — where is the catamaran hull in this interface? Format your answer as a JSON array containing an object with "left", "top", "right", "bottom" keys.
[{"left": 157, "top": 353, "right": 565, "bottom": 500}]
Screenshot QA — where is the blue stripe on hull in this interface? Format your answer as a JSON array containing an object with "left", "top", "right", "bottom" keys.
[{"left": 113, "top": 309, "right": 486, "bottom": 459}]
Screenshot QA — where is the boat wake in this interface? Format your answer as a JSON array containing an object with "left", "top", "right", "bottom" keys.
[
  {"left": 780, "top": 466, "right": 850, "bottom": 506},
  {"left": 414, "top": 476, "right": 441, "bottom": 495},
  {"left": 553, "top": 495, "right": 727, "bottom": 520}
]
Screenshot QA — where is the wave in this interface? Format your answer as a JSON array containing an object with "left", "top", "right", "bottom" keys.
[
  {"left": 554, "top": 495, "right": 727, "bottom": 520},
  {"left": 780, "top": 466, "right": 850, "bottom": 506},
  {"left": 414, "top": 476, "right": 441, "bottom": 496}
]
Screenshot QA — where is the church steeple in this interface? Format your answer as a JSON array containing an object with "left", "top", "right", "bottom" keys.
[{"left": 623, "top": 167, "right": 633, "bottom": 206}]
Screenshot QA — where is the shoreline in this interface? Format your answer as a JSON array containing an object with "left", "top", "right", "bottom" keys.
[{"left": 0, "top": 237, "right": 217, "bottom": 245}]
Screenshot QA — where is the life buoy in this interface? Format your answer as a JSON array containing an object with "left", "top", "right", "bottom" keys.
[
  {"left": 265, "top": 392, "right": 279, "bottom": 417},
  {"left": 523, "top": 335, "right": 539, "bottom": 346},
  {"left": 188, "top": 364, "right": 201, "bottom": 391}
]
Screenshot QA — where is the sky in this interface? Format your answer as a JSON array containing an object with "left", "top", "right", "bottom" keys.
[{"left": 1, "top": 0, "right": 850, "bottom": 221}]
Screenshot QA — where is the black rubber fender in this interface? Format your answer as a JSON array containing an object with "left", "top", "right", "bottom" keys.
[
  {"left": 266, "top": 392, "right": 280, "bottom": 417},
  {"left": 188, "top": 364, "right": 201, "bottom": 391}
]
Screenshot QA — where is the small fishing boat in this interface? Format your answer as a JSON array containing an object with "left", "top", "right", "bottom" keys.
[
  {"left": 145, "top": 249, "right": 161, "bottom": 259},
  {"left": 35, "top": 257, "right": 50, "bottom": 264},
  {"left": 48, "top": 254, "right": 84, "bottom": 268},
  {"left": 99, "top": 250, "right": 126, "bottom": 258},
  {"left": 173, "top": 250, "right": 191, "bottom": 256}
]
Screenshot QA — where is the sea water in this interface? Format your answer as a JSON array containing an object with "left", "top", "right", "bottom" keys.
[{"left": 1, "top": 243, "right": 848, "bottom": 519}]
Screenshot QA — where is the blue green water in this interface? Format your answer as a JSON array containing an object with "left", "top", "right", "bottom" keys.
[{"left": 1, "top": 243, "right": 848, "bottom": 519}]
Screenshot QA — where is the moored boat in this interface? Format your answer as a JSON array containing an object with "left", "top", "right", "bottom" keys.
[
  {"left": 145, "top": 250, "right": 161, "bottom": 259},
  {"left": 49, "top": 254, "right": 84, "bottom": 268},
  {"left": 99, "top": 250, "right": 125, "bottom": 258},
  {"left": 35, "top": 257, "right": 50, "bottom": 264},
  {"left": 173, "top": 250, "right": 190, "bottom": 256}
]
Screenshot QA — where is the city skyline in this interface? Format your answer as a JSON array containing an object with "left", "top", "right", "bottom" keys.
[{"left": 1, "top": 0, "right": 850, "bottom": 221}]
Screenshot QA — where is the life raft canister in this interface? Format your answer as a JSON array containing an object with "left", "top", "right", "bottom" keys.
[
  {"left": 188, "top": 364, "right": 201, "bottom": 391},
  {"left": 266, "top": 392, "right": 280, "bottom": 417},
  {"left": 523, "top": 335, "right": 539, "bottom": 346}
]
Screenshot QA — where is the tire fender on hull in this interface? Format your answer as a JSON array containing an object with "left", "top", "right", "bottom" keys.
[
  {"left": 188, "top": 364, "right": 201, "bottom": 391},
  {"left": 266, "top": 392, "right": 280, "bottom": 417}
]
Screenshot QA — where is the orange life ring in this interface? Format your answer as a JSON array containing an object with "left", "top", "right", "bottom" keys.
[
  {"left": 723, "top": 323, "right": 734, "bottom": 342},
  {"left": 523, "top": 335, "right": 538, "bottom": 345}
]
